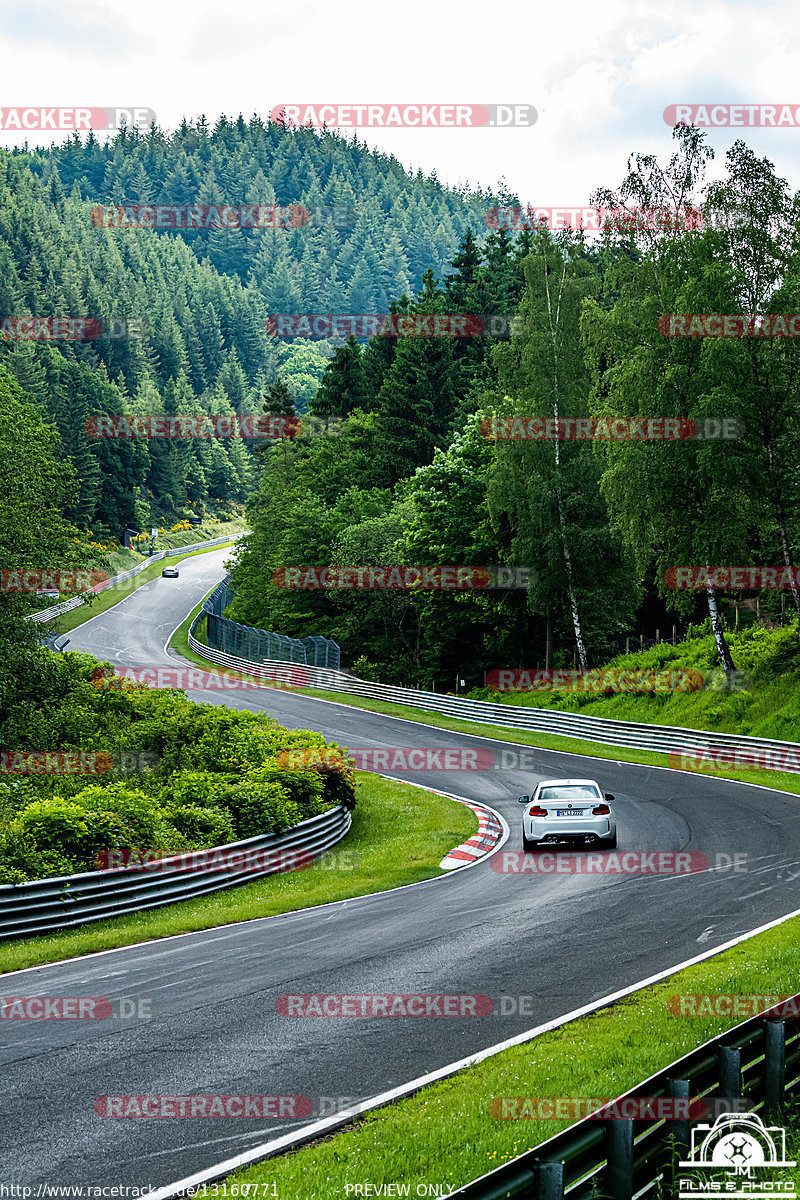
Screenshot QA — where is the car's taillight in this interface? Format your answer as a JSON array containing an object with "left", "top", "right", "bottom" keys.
[
  {"left": 592, "top": 803, "right": 611, "bottom": 815},
  {"left": 528, "top": 805, "right": 547, "bottom": 817}
]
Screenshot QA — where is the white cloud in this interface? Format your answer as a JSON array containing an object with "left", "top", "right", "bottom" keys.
[{"left": 1, "top": 0, "right": 799, "bottom": 206}]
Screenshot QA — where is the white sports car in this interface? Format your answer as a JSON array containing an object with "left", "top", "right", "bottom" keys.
[{"left": 519, "top": 778, "right": 617, "bottom": 850}]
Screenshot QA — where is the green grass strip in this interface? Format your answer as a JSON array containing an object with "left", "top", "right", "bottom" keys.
[
  {"left": 0, "top": 774, "right": 477, "bottom": 975},
  {"left": 228, "top": 913, "right": 800, "bottom": 1196}
]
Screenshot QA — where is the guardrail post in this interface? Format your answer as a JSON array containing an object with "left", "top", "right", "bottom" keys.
[
  {"left": 605, "top": 1120, "right": 634, "bottom": 1200},
  {"left": 718, "top": 1045, "right": 741, "bottom": 1106},
  {"left": 667, "top": 1078, "right": 690, "bottom": 1154},
  {"left": 536, "top": 1161, "right": 564, "bottom": 1199},
  {"left": 765, "top": 1021, "right": 786, "bottom": 1117}
]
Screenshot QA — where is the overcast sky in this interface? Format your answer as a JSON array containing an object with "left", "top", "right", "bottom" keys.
[{"left": 1, "top": 0, "right": 800, "bottom": 207}]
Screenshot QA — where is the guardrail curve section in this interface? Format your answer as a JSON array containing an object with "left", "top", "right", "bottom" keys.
[
  {"left": 0, "top": 804, "right": 351, "bottom": 941},
  {"left": 26, "top": 532, "right": 245, "bottom": 624}
]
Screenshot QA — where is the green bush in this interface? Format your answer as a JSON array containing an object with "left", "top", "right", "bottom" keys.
[
  {"left": 162, "top": 803, "right": 236, "bottom": 848},
  {"left": 0, "top": 651, "right": 356, "bottom": 881},
  {"left": 227, "top": 777, "right": 303, "bottom": 839},
  {"left": 159, "top": 770, "right": 237, "bottom": 808},
  {"left": 67, "top": 783, "right": 171, "bottom": 847},
  {"left": 15, "top": 798, "right": 94, "bottom": 864}
]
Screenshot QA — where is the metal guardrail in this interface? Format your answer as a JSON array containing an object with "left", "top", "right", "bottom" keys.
[
  {"left": 37, "top": 632, "right": 70, "bottom": 652},
  {"left": 450, "top": 997, "right": 800, "bottom": 1198},
  {"left": 186, "top": 624, "right": 800, "bottom": 772},
  {"left": 25, "top": 533, "right": 244, "bottom": 623},
  {"left": 0, "top": 804, "right": 351, "bottom": 941}
]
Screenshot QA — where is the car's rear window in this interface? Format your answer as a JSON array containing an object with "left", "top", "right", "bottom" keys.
[{"left": 540, "top": 785, "right": 602, "bottom": 801}]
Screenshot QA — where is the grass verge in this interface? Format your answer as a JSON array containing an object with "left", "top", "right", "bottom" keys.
[
  {"left": 228, "top": 912, "right": 800, "bottom": 1196},
  {"left": 0, "top": 773, "right": 476, "bottom": 976}
]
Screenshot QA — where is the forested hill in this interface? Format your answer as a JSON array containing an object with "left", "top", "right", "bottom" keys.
[
  {"left": 14, "top": 117, "right": 498, "bottom": 296},
  {"left": 0, "top": 120, "right": 505, "bottom": 534}
]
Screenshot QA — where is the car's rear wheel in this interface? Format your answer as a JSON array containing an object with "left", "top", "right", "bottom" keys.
[
  {"left": 602, "top": 832, "right": 617, "bottom": 849},
  {"left": 522, "top": 834, "right": 536, "bottom": 852}
]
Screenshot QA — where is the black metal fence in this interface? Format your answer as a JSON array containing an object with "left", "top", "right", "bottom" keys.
[
  {"left": 203, "top": 577, "right": 340, "bottom": 669},
  {"left": 451, "top": 1001, "right": 800, "bottom": 1198}
]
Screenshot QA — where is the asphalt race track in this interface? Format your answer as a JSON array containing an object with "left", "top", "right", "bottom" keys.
[{"left": 4, "top": 546, "right": 800, "bottom": 1189}]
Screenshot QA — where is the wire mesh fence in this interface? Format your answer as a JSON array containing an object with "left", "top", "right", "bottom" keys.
[{"left": 203, "top": 577, "right": 340, "bottom": 670}]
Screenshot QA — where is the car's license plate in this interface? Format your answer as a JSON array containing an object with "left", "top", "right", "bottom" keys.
[{"left": 556, "top": 809, "right": 584, "bottom": 816}]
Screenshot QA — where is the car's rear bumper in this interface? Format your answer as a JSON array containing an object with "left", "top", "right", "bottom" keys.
[{"left": 524, "top": 817, "right": 616, "bottom": 843}]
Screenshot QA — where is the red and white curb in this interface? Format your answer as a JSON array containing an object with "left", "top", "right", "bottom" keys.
[{"left": 439, "top": 799, "right": 505, "bottom": 870}]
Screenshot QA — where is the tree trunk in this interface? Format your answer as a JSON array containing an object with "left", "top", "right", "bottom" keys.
[
  {"left": 777, "top": 518, "right": 800, "bottom": 641},
  {"left": 764, "top": 435, "right": 799, "bottom": 641},
  {"left": 553, "top": 436, "right": 588, "bottom": 670},
  {"left": 545, "top": 610, "right": 553, "bottom": 670},
  {"left": 705, "top": 576, "right": 736, "bottom": 675}
]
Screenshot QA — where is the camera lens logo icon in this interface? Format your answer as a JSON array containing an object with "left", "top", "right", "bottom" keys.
[{"left": 680, "top": 1112, "right": 795, "bottom": 1181}]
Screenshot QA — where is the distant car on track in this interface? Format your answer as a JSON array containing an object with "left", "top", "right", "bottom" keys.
[
  {"left": 161, "top": 566, "right": 179, "bottom": 578},
  {"left": 519, "top": 778, "right": 616, "bottom": 851}
]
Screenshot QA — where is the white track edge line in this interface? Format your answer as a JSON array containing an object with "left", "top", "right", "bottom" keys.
[
  {"left": 0, "top": 788, "right": 507, "bottom": 979},
  {"left": 144, "top": 898, "right": 800, "bottom": 1200}
]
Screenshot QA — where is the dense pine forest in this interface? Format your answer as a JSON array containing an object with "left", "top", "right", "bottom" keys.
[
  {"left": 0, "top": 117, "right": 499, "bottom": 534},
  {"left": 4, "top": 119, "right": 800, "bottom": 686}
]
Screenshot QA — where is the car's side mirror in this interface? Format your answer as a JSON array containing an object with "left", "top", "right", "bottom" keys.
[
  {"left": 518, "top": 795, "right": 530, "bottom": 804},
  {"left": 605, "top": 793, "right": 615, "bottom": 803}
]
